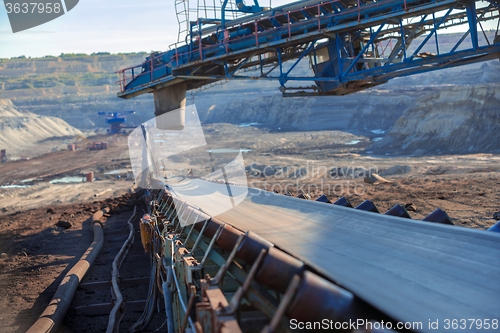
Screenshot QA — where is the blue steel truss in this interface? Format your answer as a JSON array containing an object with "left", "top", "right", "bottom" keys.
[{"left": 117, "top": 0, "right": 500, "bottom": 98}]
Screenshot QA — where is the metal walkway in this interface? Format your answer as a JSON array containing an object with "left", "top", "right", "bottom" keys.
[{"left": 117, "top": 0, "right": 500, "bottom": 97}]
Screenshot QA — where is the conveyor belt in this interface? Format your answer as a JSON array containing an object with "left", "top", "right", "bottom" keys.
[{"left": 169, "top": 179, "right": 500, "bottom": 332}]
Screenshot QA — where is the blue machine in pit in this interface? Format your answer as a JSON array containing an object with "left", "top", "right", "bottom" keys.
[{"left": 98, "top": 111, "right": 136, "bottom": 134}]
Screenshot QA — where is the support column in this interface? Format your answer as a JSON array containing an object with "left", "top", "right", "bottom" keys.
[
  {"left": 465, "top": 0, "right": 478, "bottom": 50},
  {"left": 153, "top": 83, "right": 187, "bottom": 130}
]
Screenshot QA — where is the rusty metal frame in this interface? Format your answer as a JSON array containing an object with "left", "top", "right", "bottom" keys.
[{"left": 147, "top": 190, "right": 426, "bottom": 333}]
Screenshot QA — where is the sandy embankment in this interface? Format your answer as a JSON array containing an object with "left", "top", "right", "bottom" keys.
[
  {"left": 0, "top": 99, "right": 85, "bottom": 158},
  {"left": 0, "top": 99, "right": 136, "bottom": 214}
]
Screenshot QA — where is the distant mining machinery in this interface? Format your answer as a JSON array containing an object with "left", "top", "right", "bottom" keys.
[{"left": 97, "top": 111, "right": 136, "bottom": 134}]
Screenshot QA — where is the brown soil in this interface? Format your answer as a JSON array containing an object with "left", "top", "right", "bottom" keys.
[
  {"left": 0, "top": 134, "right": 134, "bottom": 215},
  {"left": 0, "top": 195, "right": 140, "bottom": 332},
  {"left": 0, "top": 134, "right": 130, "bottom": 185},
  {"left": 0, "top": 125, "right": 499, "bottom": 332}
]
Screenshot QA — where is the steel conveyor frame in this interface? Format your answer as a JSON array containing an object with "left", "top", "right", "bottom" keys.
[{"left": 136, "top": 182, "right": 500, "bottom": 333}]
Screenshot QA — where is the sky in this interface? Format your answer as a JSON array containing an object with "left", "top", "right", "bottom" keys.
[
  {"left": 0, "top": 0, "right": 495, "bottom": 59},
  {"left": 0, "top": 0, "right": 285, "bottom": 58},
  {"left": 0, "top": 0, "right": 186, "bottom": 58}
]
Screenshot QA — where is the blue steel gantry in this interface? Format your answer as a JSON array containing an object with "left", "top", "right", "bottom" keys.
[{"left": 117, "top": 0, "right": 500, "bottom": 98}]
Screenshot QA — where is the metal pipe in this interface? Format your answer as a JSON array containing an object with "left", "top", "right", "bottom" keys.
[
  {"left": 286, "top": 271, "right": 355, "bottom": 323},
  {"left": 237, "top": 231, "right": 273, "bottom": 264},
  {"left": 162, "top": 266, "right": 175, "bottom": 333},
  {"left": 171, "top": 260, "right": 195, "bottom": 330},
  {"left": 180, "top": 285, "right": 197, "bottom": 332},
  {"left": 26, "top": 208, "right": 110, "bottom": 333},
  {"left": 107, "top": 207, "right": 137, "bottom": 333},
  {"left": 255, "top": 247, "right": 304, "bottom": 294}
]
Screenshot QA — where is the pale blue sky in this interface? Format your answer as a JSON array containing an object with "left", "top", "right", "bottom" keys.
[
  {"left": 0, "top": 0, "right": 182, "bottom": 58},
  {"left": 0, "top": 0, "right": 285, "bottom": 58}
]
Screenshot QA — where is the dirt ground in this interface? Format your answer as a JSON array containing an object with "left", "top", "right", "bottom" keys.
[
  {"left": 0, "top": 124, "right": 499, "bottom": 332},
  {"left": 0, "top": 195, "right": 139, "bottom": 332},
  {"left": 0, "top": 134, "right": 135, "bottom": 215},
  {"left": 170, "top": 124, "right": 500, "bottom": 229},
  {"left": 243, "top": 153, "right": 500, "bottom": 229}
]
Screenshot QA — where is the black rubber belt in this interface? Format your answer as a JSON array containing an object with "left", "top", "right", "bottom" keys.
[{"left": 170, "top": 181, "right": 500, "bottom": 332}]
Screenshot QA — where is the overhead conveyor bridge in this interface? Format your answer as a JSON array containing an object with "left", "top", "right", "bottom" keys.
[{"left": 117, "top": 0, "right": 500, "bottom": 98}]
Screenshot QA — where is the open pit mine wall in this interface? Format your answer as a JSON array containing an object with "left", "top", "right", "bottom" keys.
[
  {"left": 2, "top": 54, "right": 499, "bottom": 155},
  {"left": 0, "top": 54, "right": 155, "bottom": 130},
  {"left": 371, "top": 84, "right": 500, "bottom": 155},
  {"left": 203, "top": 89, "right": 413, "bottom": 133},
  {"left": 202, "top": 64, "right": 500, "bottom": 155}
]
